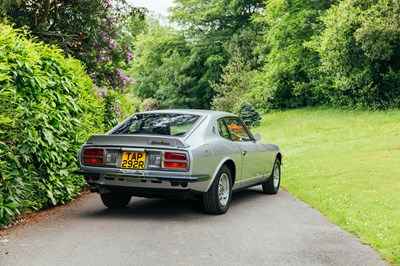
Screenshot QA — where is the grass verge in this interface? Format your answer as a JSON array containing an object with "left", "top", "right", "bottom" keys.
[{"left": 256, "top": 107, "right": 400, "bottom": 265}]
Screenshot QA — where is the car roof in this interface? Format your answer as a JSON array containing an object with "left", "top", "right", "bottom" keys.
[{"left": 136, "top": 109, "right": 235, "bottom": 118}]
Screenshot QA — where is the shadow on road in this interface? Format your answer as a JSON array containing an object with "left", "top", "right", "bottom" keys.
[{"left": 79, "top": 187, "right": 274, "bottom": 221}]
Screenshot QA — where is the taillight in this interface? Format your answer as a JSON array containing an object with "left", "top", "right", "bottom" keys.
[
  {"left": 82, "top": 148, "right": 104, "bottom": 165},
  {"left": 164, "top": 162, "right": 187, "bottom": 169},
  {"left": 84, "top": 149, "right": 104, "bottom": 156},
  {"left": 163, "top": 152, "right": 188, "bottom": 169},
  {"left": 83, "top": 157, "right": 103, "bottom": 164},
  {"left": 164, "top": 153, "right": 186, "bottom": 160}
]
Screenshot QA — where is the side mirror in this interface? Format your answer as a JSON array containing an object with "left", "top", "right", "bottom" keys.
[{"left": 254, "top": 133, "right": 261, "bottom": 141}]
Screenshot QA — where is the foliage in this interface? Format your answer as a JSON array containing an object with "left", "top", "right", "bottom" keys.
[
  {"left": 127, "top": 1, "right": 265, "bottom": 109},
  {"left": 254, "top": 0, "right": 333, "bottom": 109},
  {"left": 309, "top": 0, "right": 400, "bottom": 109},
  {"left": 0, "top": 24, "right": 102, "bottom": 226},
  {"left": 258, "top": 107, "right": 400, "bottom": 264},
  {"left": 0, "top": 0, "right": 143, "bottom": 92},
  {"left": 164, "top": 0, "right": 264, "bottom": 109},
  {"left": 143, "top": 98, "right": 161, "bottom": 111},
  {"left": 238, "top": 102, "right": 261, "bottom": 128},
  {"left": 171, "top": 0, "right": 264, "bottom": 36},
  {"left": 211, "top": 53, "right": 251, "bottom": 113},
  {"left": 127, "top": 21, "right": 199, "bottom": 109},
  {"left": 127, "top": 16, "right": 227, "bottom": 109},
  {"left": 126, "top": 1, "right": 265, "bottom": 110},
  {"left": 211, "top": 29, "right": 262, "bottom": 112},
  {"left": 99, "top": 90, "right": 142, "bottom": 131},
  {"left": 1, "top": 0, "right": 144, "bottom": 128}
]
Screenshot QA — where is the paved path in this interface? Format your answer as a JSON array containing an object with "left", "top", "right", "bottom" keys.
[{"left": 0, "top": 189, "right": 387, "bottom": 266}]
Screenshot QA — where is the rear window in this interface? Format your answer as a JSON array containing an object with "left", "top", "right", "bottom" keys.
[{"left": 111, "top": 113, "right": 200, "bottom": 136}]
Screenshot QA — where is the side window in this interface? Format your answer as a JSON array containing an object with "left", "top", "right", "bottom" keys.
[
  {"left": 224, "top": 118, "right": 252, "bottom": 142},
  {"left": 217, "top": 119, "right": 232, "bottom": 140}
]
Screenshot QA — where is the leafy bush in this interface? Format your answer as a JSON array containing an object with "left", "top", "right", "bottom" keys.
[
  {"left": 310, "top": 0, "right": 400, "bottom": 109},
  {"left": 254, "top": 0, "right": 333, "bottom": 110},
  {"left": 239, "top": 102, "right": 261, "bottom": 128},
  {"left": 0, "top": 24, "right": 103, "bottom": 226},
  {"left": 1, "top": 0, "right": 141, "bottom": 93},
  {"left": 101, "top": 90, "right": 143, "bottom": 131}
]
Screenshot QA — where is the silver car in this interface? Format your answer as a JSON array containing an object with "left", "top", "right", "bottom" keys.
[{"left": 75, "top": 109, "right": 282, "bottom": 214}]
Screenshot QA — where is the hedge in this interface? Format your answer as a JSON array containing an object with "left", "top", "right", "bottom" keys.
[{"left": 0, "top": 24, "right": 103, "bottom": 226}]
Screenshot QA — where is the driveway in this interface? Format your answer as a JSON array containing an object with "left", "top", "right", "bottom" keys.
[{"left": 0, "top": 189, "right": 387, "bottom": 266}]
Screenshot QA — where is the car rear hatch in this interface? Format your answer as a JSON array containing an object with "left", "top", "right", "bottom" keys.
[
  {"left": 79, "top": 135, "right": 190, "bottom": 172},
  {"left": 85, "top": 135, "right": 188, "bottom": 148}
]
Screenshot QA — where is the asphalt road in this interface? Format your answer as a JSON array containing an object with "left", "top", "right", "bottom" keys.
[{"left": 0, "top": 188, "right": 387, "bottom": 266}]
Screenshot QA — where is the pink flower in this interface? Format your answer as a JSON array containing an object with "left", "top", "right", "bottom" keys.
[
  {"left": 93, "top": 85, "right": 108, "bottom": 99},
  {"left": 113, "top": 104, "right": 121, "bottom": 118},
  {"left": 126, "top": 52, "right": 132, "bottom": 63},
  {"left": 107, "top": 16, "right": 117, "bottom": 23},
  {"left": 102, "top": 0, "right": 113, "bottom": 8},
  {"left": 114, "top": 68, "right": 135, "bottom": 91}
]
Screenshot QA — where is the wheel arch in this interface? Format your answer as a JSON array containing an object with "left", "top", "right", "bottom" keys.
[
  {"left": 223, "top": 159, "right": 236, "bottom": 186},
  {"left": 206, "top": 157, "right": 237, "bottom": 192},
  {"left": 276, "top": 152, "right": 282, "bottom": 164},
  {"left": 265, "top": 152, "right": 282, "bottom": 180}
]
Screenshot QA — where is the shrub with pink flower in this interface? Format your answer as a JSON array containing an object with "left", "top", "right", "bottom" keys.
[
  {"left": 144, "top": 98, "right": 161, "bottom": 111},
  {"left": 93, "top": 85, "right": 108, "bottom": 99},
  {"left": 2, "top": 0, "right": 146, "bottom": 127}
]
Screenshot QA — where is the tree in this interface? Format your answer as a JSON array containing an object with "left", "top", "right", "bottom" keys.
[
  {"left": 310, "top": 0, "right": 400, "bottom": 109},
  {"left": 211, "top": 53, "right": 251, "bottom": 113},
  {"left": 254, "top": 0, "right": 333, "bottom": 110},
  {"left": 127, "top": 21, "right": 197, "bottom": 108},
  {"left": 168, "top": 0, "right": 264, "bottom": 108},
  {"left": 239, "top": 102, "right": 261, "bottom": 128},
  {"left": 210, "top": 28, "right": 262, "bottom": 112},
  {"left": 1, "top": 0, "right": 148, "bottom": 130},
  {"left": 170, "top": 0, "right": 264, "bottom": 37},
  {"left": 0, "top": 0, "right": 145, "bottom": 92}
]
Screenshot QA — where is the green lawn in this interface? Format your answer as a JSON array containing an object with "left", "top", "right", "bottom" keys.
[{"left": 256, "top": 107, "right": 400, "bottom": 265}]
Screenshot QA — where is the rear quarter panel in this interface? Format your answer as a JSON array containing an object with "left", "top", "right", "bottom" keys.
[{"left": 185, "top": 115, "right": 242, "bottom": 192}]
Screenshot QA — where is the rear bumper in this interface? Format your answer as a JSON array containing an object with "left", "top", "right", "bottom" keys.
[
  {"left": 74, "top": 170, "right": 209, "bottom": 182},
  {"left": 74, "top": 169, "right": 211, "bottom": 193}
]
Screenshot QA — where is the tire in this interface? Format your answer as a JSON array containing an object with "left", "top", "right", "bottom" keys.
[
  {"left": 203, "top": 165, "right": 232, "bottom": 215},
  {"left": 262, "top": 158, "right": 281, "bottom": 194},
  {"left": 100, "top": 193, "right": 131, "bottom": 209}
]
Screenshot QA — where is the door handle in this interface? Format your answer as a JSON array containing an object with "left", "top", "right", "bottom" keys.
[{"left": 242, "top": 151, "right": 247, "bottom": 156}]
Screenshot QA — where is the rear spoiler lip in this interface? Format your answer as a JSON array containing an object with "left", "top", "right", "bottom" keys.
[{"left": 85, "top": 134, "right": 189, "bottom": 149}]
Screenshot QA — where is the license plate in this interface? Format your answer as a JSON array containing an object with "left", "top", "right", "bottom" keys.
[{"left": 120, "top": 152, "right": 146, "bottom": 169}]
